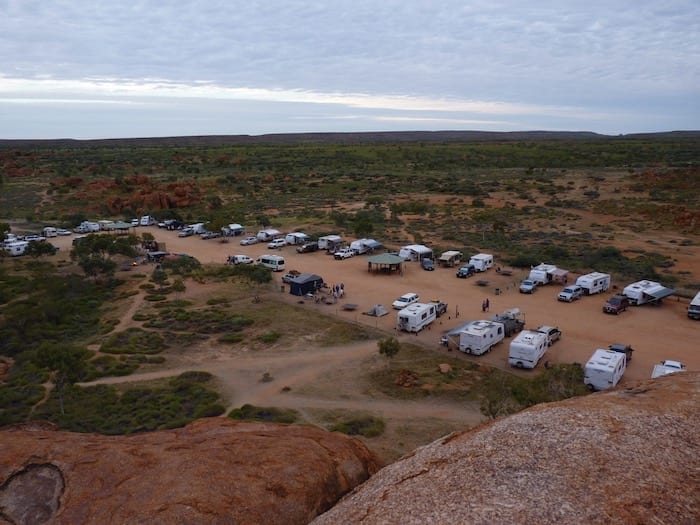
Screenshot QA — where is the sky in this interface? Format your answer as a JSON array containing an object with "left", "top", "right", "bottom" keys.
[{"left": 1, "top": 0, "right": 698, "bottom": 139}]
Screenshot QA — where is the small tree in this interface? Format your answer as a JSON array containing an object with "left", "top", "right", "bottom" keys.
[
  {"left": 378, "top": 337, "right": 400, "bottom": 365},
  {"left": 151, "top": 268, "right": 168, "bottom": 290},
  {"left": 35, "top": 343, "right": 90, "bottom": 415},
  {"left": 172, "top": 278, "right": 186, "bottom": 298}
]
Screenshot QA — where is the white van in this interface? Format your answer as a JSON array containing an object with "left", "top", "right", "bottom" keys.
[
  {"left": 256, "top": 254, "right": 285, "bottom": 272},
  {"left": 584, "top": 349, "right": 627, "bottom": 391}
]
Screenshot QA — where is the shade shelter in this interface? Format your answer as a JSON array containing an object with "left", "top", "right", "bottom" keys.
[
  {"left": 367, "top": 253, "right": 404, "bottom": 275},
  {"left": 288, "top": 273, "right": 324, "bottom": 296},
  {"left": 105, "top": 221, "right": 133, "bottom": 235}
]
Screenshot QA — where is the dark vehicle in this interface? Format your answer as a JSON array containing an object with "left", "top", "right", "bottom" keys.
[
  {"left": 456, "top": 264, "right": 475, "bottom": 278},
  {"left": 490, "top": 308, "right": 525, "bottom": 337},
  {"left": 609, "top": 343, "right": 634, "bottom": 363},
  {"left": 421, "top": 258, "right": 435, "bottom": 271},
  {"left": 430, "top": 300, "right": 448, "bottom": 317},
  {"left": 166, "top": 220, "right": 186, "bottom": 231},
  {"left": 603, "top": 294, "right": 630, "bottom": 314},
  {"left": 297, "top": 241, "right": 319, "bottom": 253}
]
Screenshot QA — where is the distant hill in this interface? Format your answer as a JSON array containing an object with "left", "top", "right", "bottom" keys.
[{"left": 2, "top": 130, "right": 699, "bottom": 149}]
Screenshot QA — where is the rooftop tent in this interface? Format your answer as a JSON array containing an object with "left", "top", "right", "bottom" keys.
[
  {"left": 644, "top": 287, "right": 675, "bottom": 300},
  {"left": 288, "top": 273, "right": 324, "bottom": 296}
]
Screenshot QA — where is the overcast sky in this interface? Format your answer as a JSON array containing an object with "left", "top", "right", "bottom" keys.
[{"left": 1, "top": 0, "right": 698, "bottom": 139}]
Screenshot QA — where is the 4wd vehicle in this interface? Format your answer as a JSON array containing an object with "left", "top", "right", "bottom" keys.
[
  {"left": 267, "top": 238, "right": 286, "bottom": 249},
  {"left": 297, "top": 241, "right": 319, "bottom": 253},
  {"left": 536, "top": 325, "right": 562, "bottom": 346},
  {"left": 392, "top": 292, "right": 419, "bottom": 310},
  {"left": 200, "top": 231, "right": 221, "bottom": 240},
  {"left": 609, "top": 343, "right": 634, "bottom": 363},
  {"left": 334, "top": 248, "right": 355, "bottom": 260},
  {"left": 456, "top": 264, "right": 475, "bottom": 278},
  {"left": 421, "top": 258, "right": 435, "bottom": 271},
  {"left": 282, "top": 270, "right": 300, "bottom": 284},
  {"left": 603, "top": 294, "right": 629, "bottom": 314},
  {"left": 228, "top": 254, "right": 253, "bottom": 265},
  {"left": 519, "top": 279, "right": 538, "bottom": 294},
  {"left": 239, "top": 236, "right": 258, "bottom": 246},
  {"left": 558, "top": 285, "right": 583, "bottom": 302},
  {"left": 430, "top": 300, "right": 448, "bottom": 317}
]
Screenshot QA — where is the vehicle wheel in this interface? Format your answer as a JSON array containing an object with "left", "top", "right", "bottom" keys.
[{"left": 465, "top": 347, "right": 472, "bottom": 354}]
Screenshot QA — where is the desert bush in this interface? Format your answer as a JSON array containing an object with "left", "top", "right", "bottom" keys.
[
  {"left": 228, "top": 404, "right": 299, "bottom": 424},
  {"left": 219, "top": 333, "right": 244, "bottom": 344},
  {"left": 258, "top": 331, "right": 281, "bottom": 344},
  {"left": 100, "top": 327, "right": 167, "bottom": 355},
  {"left": 330, "top": 415, "right": 385, "bottom": 437}
]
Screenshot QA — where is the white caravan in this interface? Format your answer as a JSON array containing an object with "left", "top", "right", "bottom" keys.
[
  {"left": 651, "top": 360, "right": 686, "bottom": 379},
  {"left": 350, "top": 238, "right": 381, "bottom": 255},
  {"left": 688, "top": 291, "right": 700, "bottom": 320},
  {"left": 458, "top": 320, "right": 505, "bottom": 355},
  {"left": 256, "top": 229, "right": 281, "bottom": 242},
  {"left": 575, "top": 272, "right": 611, "bottom": 295},
  {"left": 318, "top": 235, "right": 344, "bottom": 251},
  {"left": 622, "top": 280, "right": 675, "bottom": 306},
  {"left": 399, "top": 244, "right": 433, "bottom": 262},
  {"left": 42, "top": 227, "right": 58, "bottom": 238},
  {"left": 3, "top": 241, "right": 29, "bottom": 256},
  {"left": 285, "top": 232, "right": 310, "bottom": 245},
  {"left": 468, "top": 253, "right": 493, "bottom": 272},
  {"left": 508, "top": 330, "right": 549, "bottom": 369},
  {"left": 397, "top": 303, "right": 437, "bottom": 333},
  {"left": 528, "top": 263, "right": 558, "bottom": 285},
  {"left": 584, "top": 349, "right": 627, "bottom": 391}
]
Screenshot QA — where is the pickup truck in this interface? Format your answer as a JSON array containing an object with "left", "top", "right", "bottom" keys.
[{"left": 334, "top": 248, "right": 354, "bottom": 260}]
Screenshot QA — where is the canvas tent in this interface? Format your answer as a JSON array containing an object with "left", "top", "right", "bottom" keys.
[
  {"left": 288, "top": 273, "right": 324, "bottom": 296},
  {"left": 364, "top": 304, "right": 389, "bottom": 317}
]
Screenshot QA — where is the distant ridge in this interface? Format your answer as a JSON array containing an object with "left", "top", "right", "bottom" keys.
[{"left": 1, "top": 130, "right": 699, "bottom": 148}]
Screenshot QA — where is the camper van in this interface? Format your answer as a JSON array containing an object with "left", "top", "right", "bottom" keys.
[
  {"left": 397, "top": 303, "right": 437, "bottom": 333},
  {"left": 468, "top": 253, "right": 493, "bottom": 272},
  {"left": 575, "top": 272, "right": 611, "bottom": 295},
  {"left": 584, "top": 349, "right": 627, "bottom": 391},
  {"left": 255, "top": 254, "right": 285, "bottom": 272},
  {"left": 622, "top": 280, "right": 675, "bottom": 306},
  {"left": 688, "top": 291, "right": 700, "bottom": 320},
  {"left": 508, "top": 330, "right": 549, "bottom": 369},
  {"left": 458, "top": 320, "right": 504, "bottom": 355}
]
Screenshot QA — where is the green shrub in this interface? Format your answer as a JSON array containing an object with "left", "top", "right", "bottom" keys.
[
  {"left": 258, "top": 331, "right": 281, "bottom": 344},
  {"left": 228, "top": 404, "right": 299, "bottom": 424},
  {"left": 219, "top": 333, "right": 244, "bottom": 344},
  {"left": 330, "top": 415, "right": 385, "bottom": 437},
  {"left": 100, "top": 327, "right": 167, "bottom": 355}
]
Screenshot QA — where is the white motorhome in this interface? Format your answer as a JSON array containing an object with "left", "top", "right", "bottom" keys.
[
  {"left": 584, "top": 349, "right": 627, "bottom": 391},
  {"left": 508, "top": 330, "right": 549, "bottom": 369},
  {"left": 575, "top": 272, "right": 611, "bottom": 295},
  {"left": 256, "top": 229, "right": 282, "bottom": 242},
  {"left": 3, "top": 241, "right": 29, "bottom": 256},
  {"left": 42, "top": 227, "right": 58, "bottom": 238},
  {"left": 255, "top": 254, "right": 285, "bottom": 272},
  {"left": 318, "top": 235, "right": 344, "bottom": 252},
  {"left": 688, "top": 291, "right": 700, "bottom": 320},
  {"left": 285, "top": 232, "right": 310, "bottom": 245},
  {"left": 399, "top": 244, "right": 433, "bottom": 262},
  {"left": 651, "top": 360, "right": 686, "bottom": 379},
  {"left": 458, "top": 320, "right": 505, "bottom": 355},
  {"left": 622, "top": 280, "right": 675, "bottom": 306},
  {"left": 397, "top": 303, "right": 437, "bottom": 333},
  {"left": 468, "top": 253, "right": 493, "bottom": 272}
]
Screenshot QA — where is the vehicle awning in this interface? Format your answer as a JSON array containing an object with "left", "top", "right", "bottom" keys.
[{"left": 644, "top": 287, "right": 675, "bottom": 300}]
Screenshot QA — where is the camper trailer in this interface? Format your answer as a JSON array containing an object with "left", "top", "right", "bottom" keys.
[
  {"left": 285, "top": 232, "right": 310, "bottom": 245},
  {"left": 399, "top": 244, "right": 433, "bottom": 262},
  {"left": 688, "top": 291, "right": 700, "bottom": 320},
  {"left": 575, "top": 272, "right": 611, "bottom": 295},
  {"left": 3, "top": 241, "right": 29, "bottom": 257},
  {"left": 528, "top": 263, "right": 558, "bottom": 285},
  {"left": 468, "top": 253, "right": 493, "bottom": 272},
  {"left": 508, "top": 330, "right": 549, "bottom": 369},
  {"left": 622, "top": 280, "right": 675, "bottom": 306},
  {"left": 438, "top": 250, "right": 462, "bottom": 267},
  {"left": 318, "top": 235, "right": 344, "bottom": 252},
  {"left": 397, "top": 303, "right": 437, "bottom": 333},
  {"left": 256, "top": 229, "right": 281, "bottom": 242},
  {"left": 350, "top": 238, "right": 382, "bottom": 255},
  {"left": 458, "top": 320, "right": 505, "bottom": 355},
  {"left": 222, "top": 223, "right": 244, "bottom": 237},
  {"left": 584, "top": 349, "right": 627, "bottom": 391},
  {"left": 42, "top": 227, "right": 58, "bottom": 238},
  {"left": 140, "top": 215, "right": 156, "bottom": 226}
]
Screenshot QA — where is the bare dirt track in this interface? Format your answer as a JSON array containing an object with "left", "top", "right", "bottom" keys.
[{"left": 55, "top": 226, "right": 699, "bottom": 461}]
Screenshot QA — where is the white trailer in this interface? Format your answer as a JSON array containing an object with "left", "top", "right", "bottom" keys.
[
  {"left": 256, "top": 228, "right": 281, "bottom": 241},
  {"left": 575, "top": 272, "right": 611, "bottom": 295},
  {"left": 528, "top": 263, "right": 558, "bottom": 285},
  {"left": 350, "top": 238, "right": 381, "bottom": 255},
  {"left": 318, "top": 235, "right": 343, "bottom": 251},
  {"left": 3, "top": 241, "right": 29, "bottom": 256},
  {"left": 42, "top": 227, "right": 58, "bottom": 238},
  {"left": 508, "top": 330, "right": 549, "bottom": 369},
  {"left": 584, "top": 349, "right": 627, "bottom": 391},
  {"left": 622, "top": 280, "right": 675, "bottom": 306},
  {"left": 688, "top": 291, "right": 700, "bottom": 320},
  {"left": 399, "top": 244, "right": 433, "bottom": 262},
  {"left": 285, "top": 232, "right": 310, "bottom": 245},
  {"left": 438, "top": 250, "right": 462, "bottom": 267},
  {"left": 189, "top": 223, "right": 207, "bottom": 235},
  {"left": 651, "top": 360, "right": 686, "bottom": 379},
  {"left": 458, "top": 320, "right": 505, "bottom": 355},
  {"left": 468, "top": 253, "right": 493, "bottom": 272},
  {"left": 397, "top": 302, "right": 437, "bottom": 333}
]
